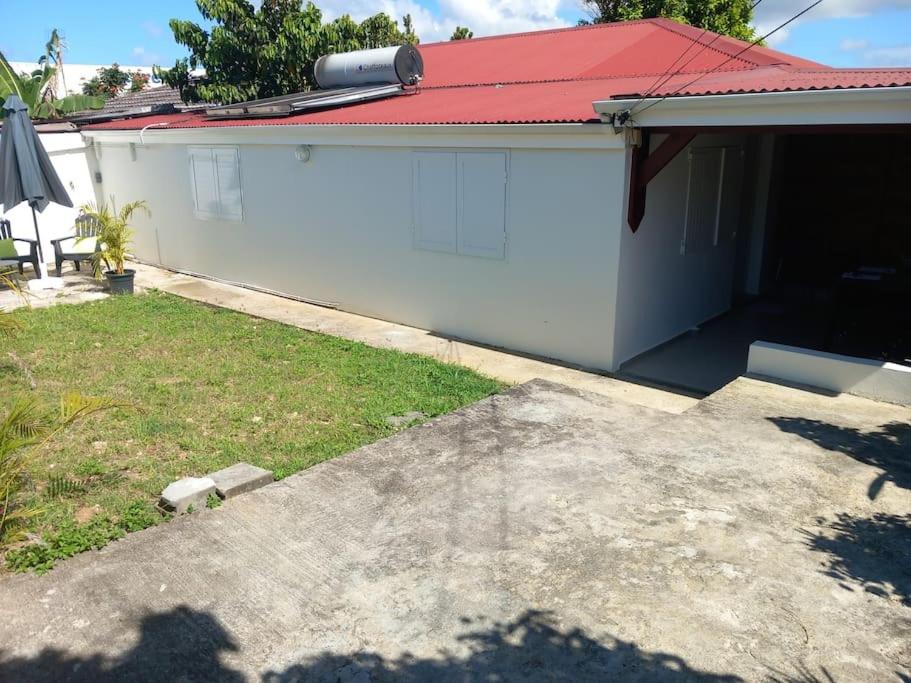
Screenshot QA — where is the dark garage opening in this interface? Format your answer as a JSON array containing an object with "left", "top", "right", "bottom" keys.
[{"left": 620, "top": 130, "right": 911, "bottom": 395}]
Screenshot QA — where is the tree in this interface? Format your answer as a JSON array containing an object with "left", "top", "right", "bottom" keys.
[
  {"left": 156, "top": 0, "right": 421, "bottom": 105},
  {"left": 129, "top": 71, "right": 150, "bottom": 92},
  {"left": 81, "top": 64, "right": 131, "bottom": 99},
  {"left": 0, "top": 32, "right": 103, "bottom": 119},
  {"left": 450, "top": 26, "right": 473, "bottom": 40},
  {"left": 580, "top": 0, "right": 758, "bottom": 41}
]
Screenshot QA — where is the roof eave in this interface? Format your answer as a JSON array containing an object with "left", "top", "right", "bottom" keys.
[{"left": 593, "top": 86, "right": 911, "bottom": 128}]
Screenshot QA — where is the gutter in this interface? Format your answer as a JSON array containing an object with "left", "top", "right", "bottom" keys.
[{"left": 592, "top": 86, "right": 911, "bottom": 129}]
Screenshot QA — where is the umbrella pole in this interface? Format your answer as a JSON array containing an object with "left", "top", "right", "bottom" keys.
[{"left": 31, "top": 206, "right": 45, "bottom": 278}]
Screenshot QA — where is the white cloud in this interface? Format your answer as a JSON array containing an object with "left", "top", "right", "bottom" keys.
[
  {"left": 863, "top": 44, "right": 911, "bottom": 64},
  {"left": 839, "top": 38, "right": 870, "bottom": 50},
  {"left": 315, "top": 0, "right": 573, "bottom": 43},
  {"left": 755, "top": 1, "right": 911, "bottom": 46}
]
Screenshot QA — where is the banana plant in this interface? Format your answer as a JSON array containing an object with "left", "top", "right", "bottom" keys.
[{"left": 0, "top": 45, "right": 103, "bottom": 119}]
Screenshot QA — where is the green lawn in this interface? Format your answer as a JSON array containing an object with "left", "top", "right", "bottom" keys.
[{"left": 1, "top": 291, "right": 502, "bottom": 572}]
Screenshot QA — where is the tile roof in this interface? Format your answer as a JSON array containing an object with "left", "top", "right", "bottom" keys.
[
  {"left": 83, "top": 18, "right": 911, "bottom": 131},
  {"left": 101, "top": 86, "right": 187, "bottom": 113}
]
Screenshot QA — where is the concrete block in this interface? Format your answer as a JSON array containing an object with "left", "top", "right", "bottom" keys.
[
  {"left": 209, "top": 463, "right": 273, "bottom": 499},
  {"left": 159, "top": 477, "right": 216, "bottom": 514}
]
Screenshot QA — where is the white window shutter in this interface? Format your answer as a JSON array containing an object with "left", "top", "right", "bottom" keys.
[
  {"left": 214, "top": 148, "right": 244, "bottom": 222},
  {"left": 682, "top": 147, "right": 724, "bottom": 255},
  {"left": 457, "top": 152, "right": 507, "bottom": 260},
  {"left": 412, "top": 152, "right": 458, "bottom": 253},
  {"left": 188, "top": 147, "right": 218, "bottom": 221}
]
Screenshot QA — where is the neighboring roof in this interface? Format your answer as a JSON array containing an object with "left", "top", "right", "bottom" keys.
[
  {"left": 83, "top": 18, "right": 911, "bottom": 131},
  {"left": 100, "top": 86, "right": 188, "bottom": 113}
]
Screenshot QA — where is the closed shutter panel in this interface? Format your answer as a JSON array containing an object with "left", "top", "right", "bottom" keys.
[
  {"left": 214, "top": 148, "right": 243, "bottom": 222},
  {"left": 682, "top": 147, "right": 724, "bottom": 254},
  {"left": 412, "top": 152, "right": 458, "bottom": 253},
  {"left": 188, "top": 147, "right": 218, "bottom": 220},
  {"left": 458, "top": 152, "right": 507, "bottom": 260}
]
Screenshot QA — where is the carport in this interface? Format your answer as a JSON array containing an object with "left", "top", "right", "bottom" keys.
[{"left": 594, "top": 85, "right": 911, "bottom": 395}]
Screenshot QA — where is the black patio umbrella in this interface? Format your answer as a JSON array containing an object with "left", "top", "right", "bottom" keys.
[{"left": 0, "top": 94, "right": 73, "bottom": 277}]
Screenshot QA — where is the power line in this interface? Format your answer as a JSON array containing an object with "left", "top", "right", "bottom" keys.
[
  {"left": 629, "top": 0, "right": 766, "bottom": 113},
  {"left": 634, "top": 0, "right": 824, "bottom": 116}
]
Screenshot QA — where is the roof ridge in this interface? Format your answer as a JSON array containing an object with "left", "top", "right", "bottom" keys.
[
  {"left": 418, "top": 17, "right": 661, "bottom": 48},
  {"left": 646, "top": 17, "right": 775, "bottom": 68},
  {"left": 421, "top": 65, "right": 766, "bottom": 90}
]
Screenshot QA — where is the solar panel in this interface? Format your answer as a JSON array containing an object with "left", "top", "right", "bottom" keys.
[{"left": 204, "top": 84, "right": 405, "bottom": 119}]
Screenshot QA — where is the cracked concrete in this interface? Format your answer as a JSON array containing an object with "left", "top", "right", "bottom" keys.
[{"left": 0, "top": 378, "right": 908, "bottom": 681}]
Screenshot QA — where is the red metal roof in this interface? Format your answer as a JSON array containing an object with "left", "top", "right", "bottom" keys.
[{"left": 83, "top": 18, "right": 911, "bottom": 131}]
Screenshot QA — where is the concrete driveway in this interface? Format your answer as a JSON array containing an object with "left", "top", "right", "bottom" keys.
[{"left": 0, "top": 378, "right": 908, "bottom": 682}]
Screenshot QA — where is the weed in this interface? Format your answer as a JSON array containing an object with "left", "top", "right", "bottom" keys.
[{"left": 5, "top": 500, "right": 164, "bottom": 574}]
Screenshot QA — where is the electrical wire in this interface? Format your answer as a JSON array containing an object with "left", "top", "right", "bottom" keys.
[
  {"left": 634, "top": 0, "right": 824, "bottom": 116},
  {"left": 628, "top": 0, "right": 766, "bottom": 114}
]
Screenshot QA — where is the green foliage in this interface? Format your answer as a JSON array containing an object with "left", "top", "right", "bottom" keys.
[
  {"left": 581, "top": 0, "right": 758, "bottom": 41},
  {"left": 5, "top": 501, "right": 163, "bottom": 574},
  {"left": 0, "top": 33, "right": 104, "bottom": 119},
  {"left": 0, "top": 393, "right": 123, "bottom": 543},
  {"left": 156, "top": 0, "right": 421, "bottom": 105},
  {"left": 79, "top": 199, "right": 150, "bottom": 276},
  {"left": 74, "top": 457, "right": 106, "bottom": 477},
  {"left": 45, "top": 475, "right": 84, "bottom": 499},
  {"left": 206, "top": 494, "right": 223, "bottom": 509},
  {"left": 81, "top": 63, "right": 131, "bottom": 99},
  {"left": 450, "top": 26, "right": 473, "bottom": 40},
  {"left": 129, "top": 71, "right": 150, "bottom": 92}
]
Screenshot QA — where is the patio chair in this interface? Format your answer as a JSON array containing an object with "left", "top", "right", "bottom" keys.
[
  {"left": 0, "top": 218, "right": 41, "bottom": 276},
  {"left": 51, "top": 213, "right": 101, "bottom": 276}
]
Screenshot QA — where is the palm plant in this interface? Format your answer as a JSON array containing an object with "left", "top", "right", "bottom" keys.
[
  {"left": 1, "top": 394, "right": 122, "bottom": 543},
  {"left": 79, "top": 200, "right": 150, "bottom": 277},
  {"left": 0, "top": 31, "right": 103, "bottom": 119}
]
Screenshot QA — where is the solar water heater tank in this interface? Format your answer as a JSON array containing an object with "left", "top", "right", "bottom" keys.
[{"left": 313, "top": 46, "right": 424, "bottom": 89}]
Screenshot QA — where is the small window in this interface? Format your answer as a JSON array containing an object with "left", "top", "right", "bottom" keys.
[
  {"left": 412, "top": 151, "right": 507, "bottom": 260},
  {"left": 188, "top": 147, "right": 243, "bottom": 222}
]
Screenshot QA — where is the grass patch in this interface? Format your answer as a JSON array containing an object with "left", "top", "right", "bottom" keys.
[{"left": 2, "top": 291, "right": 502, "bottom": 572}]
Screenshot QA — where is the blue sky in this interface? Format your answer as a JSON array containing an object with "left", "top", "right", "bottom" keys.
[{"left": 3, "top": 1, "right": 910, "bottom": 68}]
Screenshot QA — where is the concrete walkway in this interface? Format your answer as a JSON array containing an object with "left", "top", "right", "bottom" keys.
[
  {"left": 133, "top": 263, "right": 698, "bottom": 414},
  {"left": 1, "top": 378, "right": 909, "bottom": 681}
]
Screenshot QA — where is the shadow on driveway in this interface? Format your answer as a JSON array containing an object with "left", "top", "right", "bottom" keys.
[
  {"left": 0, "top": 607, "right": 744, "bottom": 682},
  {"left": 802, "top": 512, "right": 911, "bottom": 607},
  {"left": 768, "top": 417, "right": 911, "bottom": 500}
]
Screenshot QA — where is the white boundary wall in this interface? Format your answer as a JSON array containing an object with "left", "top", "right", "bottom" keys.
[{"left": 748, "top": 341, "right": 911, "bottom": 406}]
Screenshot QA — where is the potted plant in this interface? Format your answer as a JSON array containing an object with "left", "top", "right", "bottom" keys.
[{"left": 79, "top": 199, "right": 149, "bottom": 294}]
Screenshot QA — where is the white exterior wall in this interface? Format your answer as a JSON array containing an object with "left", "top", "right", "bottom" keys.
[
  {"left": 0, "top": 133, "right": 99, "bottom": 265},
  {"left": 88, "top": 129, "right": 627, "bottom": 371},
  {"left": 612, "top": 133, "right": 750, "bottom": 368}
]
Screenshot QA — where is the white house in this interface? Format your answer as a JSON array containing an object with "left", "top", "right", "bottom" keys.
[{"left": 73, "top": 19, "right": 911, "bottom": 397}]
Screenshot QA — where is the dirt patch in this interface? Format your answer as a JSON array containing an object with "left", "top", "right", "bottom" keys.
[{"left": 74, "top": 506, "right": 102, "bottom": 524}]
